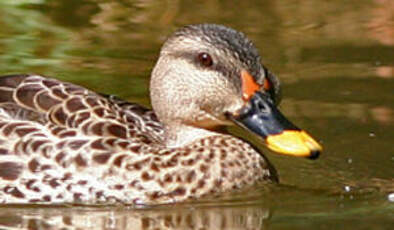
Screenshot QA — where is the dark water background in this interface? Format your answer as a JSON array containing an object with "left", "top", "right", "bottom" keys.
[{"left": 0, "top": 0, "right": 393, "bottom": 229}]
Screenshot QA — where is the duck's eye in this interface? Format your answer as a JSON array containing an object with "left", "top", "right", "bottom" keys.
[{"left": 197, "top": 52, "right": 213, "bottom": 67}]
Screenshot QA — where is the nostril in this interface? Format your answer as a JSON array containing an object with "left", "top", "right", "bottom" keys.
[
  {"left": 251, "top": 92, "right": 274, "bottom": 111},
  {"left": 307, "top": 150, "right": 320, "bottom": 160}
]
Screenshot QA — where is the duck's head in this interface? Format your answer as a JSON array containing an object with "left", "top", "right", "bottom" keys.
[{"left": 150, "top": 24, "right": 322, "bottom": 159}]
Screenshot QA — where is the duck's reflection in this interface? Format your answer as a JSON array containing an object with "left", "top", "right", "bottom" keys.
[{"left": 0, "top": 204, "right": 270, "bottom": 230}]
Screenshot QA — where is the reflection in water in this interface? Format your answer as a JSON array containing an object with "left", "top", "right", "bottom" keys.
[
  {"left": 367, "top": 0, "right": 394, "bottom": 46},
  {"left": 282, "top": 99, "right": 393, "bottom": 125},
  {"left": 0, "top": 204, "right": 270, "bottom": 230},
  {"left": 367, "top": 0, "right": 394, "bottom": 79}
]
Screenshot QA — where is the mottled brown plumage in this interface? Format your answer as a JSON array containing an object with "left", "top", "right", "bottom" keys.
[{"left": 0, "top": 24, "right": 292, "bottom": 205}]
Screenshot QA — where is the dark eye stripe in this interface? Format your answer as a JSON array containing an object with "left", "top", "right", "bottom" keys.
[{"left": 168, "top": 51, "right": 235, "bottom": 78}]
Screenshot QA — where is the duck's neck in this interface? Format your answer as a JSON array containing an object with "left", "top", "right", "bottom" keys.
[{"left": 163, "top": 123, "right": 224, "bottom": 148}]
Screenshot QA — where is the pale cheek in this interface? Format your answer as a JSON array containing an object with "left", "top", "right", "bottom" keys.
[
  {"left": 223, "top": 97, "right": 244, "bottom": 115},
  {"left": 194, "top": 111, "right": 218, "bottom": 123}
]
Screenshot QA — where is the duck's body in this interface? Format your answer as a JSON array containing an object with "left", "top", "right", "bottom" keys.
[
  {"left": 0, "top": 24, "right": 321, "bottom": 205},
  {"left": 0, "top": 75, "right": 273, "bottom": 204}
]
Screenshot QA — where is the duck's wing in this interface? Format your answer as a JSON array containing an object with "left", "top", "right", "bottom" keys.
[
  {"left": 0, "top": 74, "right": 163, "bottom": 141},
  {"left": 0, "top": 74, "right": 93, "bottom": 124},
  {"left": 0, "top": 75, "right": 165, "bottom": 203}
]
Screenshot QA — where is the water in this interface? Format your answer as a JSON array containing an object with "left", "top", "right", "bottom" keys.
[{"left": 0, "top": 0, "right": 393, "bottom": 229}]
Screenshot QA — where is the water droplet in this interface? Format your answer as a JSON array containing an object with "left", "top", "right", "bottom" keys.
[
  {"left": 344, "top": 185, "right": 351, "bottom": 192},
  {"left": 369, "top": 132, "right": 375, "bottom": 137},
  {"left": 347, "top": 158, "right": 353, "bottom": 164},
  {"left": 388, "top": 193, "right": 394, "bottom": 202}
]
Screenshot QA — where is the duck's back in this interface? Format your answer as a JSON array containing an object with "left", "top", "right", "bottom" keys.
[{"left": 0, "top": 74, "right": 164, "bottom": 203}]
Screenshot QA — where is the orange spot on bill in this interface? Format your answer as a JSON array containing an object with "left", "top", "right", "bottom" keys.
[
  {"left": 241, "top": 70, "right": 260, "bottom": 100},
  {"left": 263, "top": 78, "right": 271, "bottom": 91}
]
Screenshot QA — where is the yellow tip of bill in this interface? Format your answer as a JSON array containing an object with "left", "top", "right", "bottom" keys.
[{"left": 266, "top": 130, "right": 323, "bottom": 157}]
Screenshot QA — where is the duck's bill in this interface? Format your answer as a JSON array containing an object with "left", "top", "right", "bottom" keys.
[{"left": 228, "top": 92, "right": 322, "bottom": 159}]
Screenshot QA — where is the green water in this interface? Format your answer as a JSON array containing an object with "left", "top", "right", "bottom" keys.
[{"left": 0, "top": 0, "right": 393, "bottom": 229}]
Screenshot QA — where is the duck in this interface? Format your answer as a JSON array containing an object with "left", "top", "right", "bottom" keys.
[{"left": 0, "top": 24, "right": 322, "bottom": 205}]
